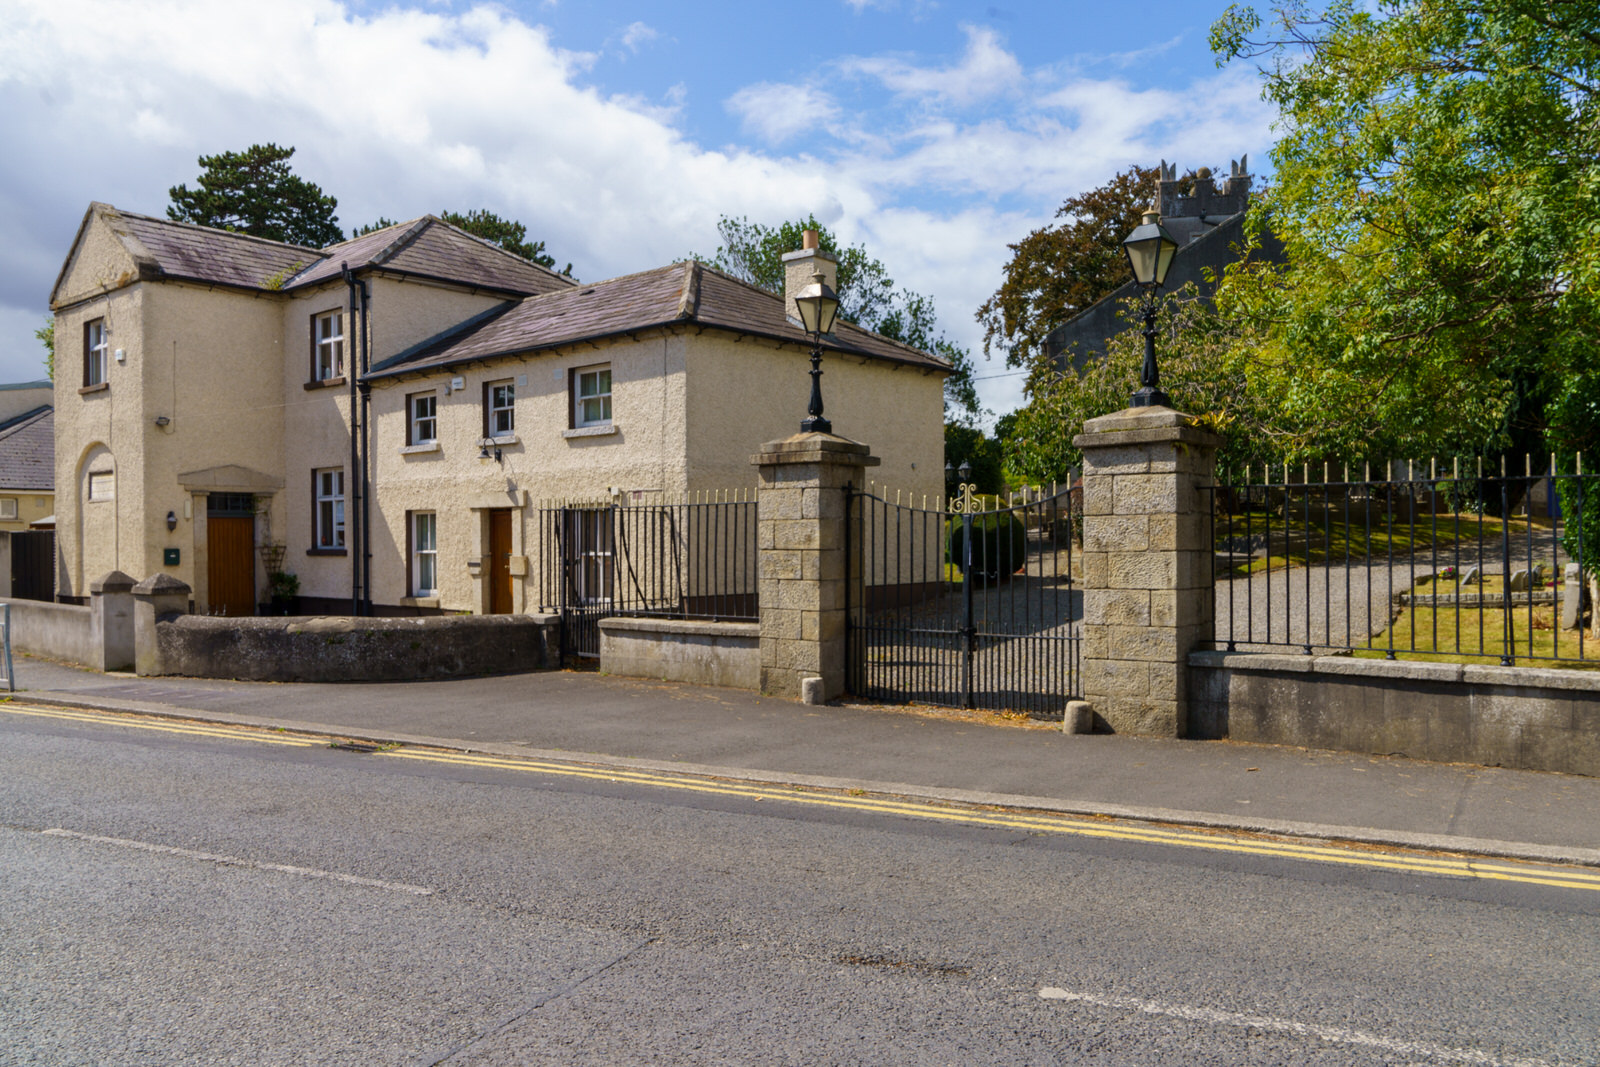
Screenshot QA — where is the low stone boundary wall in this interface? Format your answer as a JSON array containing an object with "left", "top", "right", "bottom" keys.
[
  {"left": 149, "top": 614, "right": 557, "bottom": 682},
  {"left": 1189, "top": 650, "right": 1600, "bottom": 776},
  {"left": 3, "top": 597, "right": 97, "bottom": 667},
  {"left": 598, "top": 617, "right": 759, "bottom": 690}
]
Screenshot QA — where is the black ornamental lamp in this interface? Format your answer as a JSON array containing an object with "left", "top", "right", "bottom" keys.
[
  {"left": 1122, "top": 206, "right": 1179, "bottom": 408},
  {"left": 794, "top": 268, "right": 840, "bottom": 434}
]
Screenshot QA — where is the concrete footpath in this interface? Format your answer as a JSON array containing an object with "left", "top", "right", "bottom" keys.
[{"left": 12, "top": 655, "right": 1600, "bottom": 866}]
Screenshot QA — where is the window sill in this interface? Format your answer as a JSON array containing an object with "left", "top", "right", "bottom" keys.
[
  {"left": 304, "top": 376, "right": 347, "bottom": 391},
  {"left": 305, "top": 547, "right": 347, "bottom": 557},
  {"left": 563, "top": 424, "right": 617, "bottom": 439},
  {"left": 78, "top": 383, "right": 109, "bottom": 396},
  {"left": 483, "top": 434, "right": 519, "bottom": 446},
  {"left": 401, "top": 595, "right": 441, "bottom": 608},
  {"left": 399, "top": 441, "right": 441, "bottom": 455}
]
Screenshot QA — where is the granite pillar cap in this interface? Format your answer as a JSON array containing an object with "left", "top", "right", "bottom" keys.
[
  {"left": 752, "top": 431, "right": 881, "bottom": 468},
  {"left": 1073, "top": 405, "right": 1221, "bottom": 450},
  {"left": 133, "top": 573, "right": 192, "bottom": 597},
  {"left": 90, "top": 569, "right": 137, "bottom": 595}
]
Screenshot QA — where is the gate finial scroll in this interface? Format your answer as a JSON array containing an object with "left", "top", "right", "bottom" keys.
[{"left": 949, "top": 482, "right": 979, "bottom": 514}]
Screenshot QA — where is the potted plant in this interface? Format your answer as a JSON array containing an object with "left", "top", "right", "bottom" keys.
[{"left": 267, "top": 570, "right": 300, "bottom": 615}]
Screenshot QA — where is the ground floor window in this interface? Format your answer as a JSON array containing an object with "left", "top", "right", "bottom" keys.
[
  {"left": 314, "top": 468, "right": 345, "bottom": 549},
  {"left": 565, "top": 508, "right": 613, "bottom": 604},
  {"left": 411, "top": 511, "right": 437, "bottom": 596}
]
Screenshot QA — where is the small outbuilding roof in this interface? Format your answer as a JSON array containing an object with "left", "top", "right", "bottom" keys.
[
  {"left": 368, "top": 261, "right": 951, "bottom": 380},
  {"left": 0, "top": 405, "right": 54, "bottom": 492}
]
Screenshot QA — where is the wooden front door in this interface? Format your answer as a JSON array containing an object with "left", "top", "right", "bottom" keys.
[
  {"left": 206, "top": 514, "right": 256, "bottom": 616},
  {"left": 488, "top": 509, "right": 513, "bottom": 614}
]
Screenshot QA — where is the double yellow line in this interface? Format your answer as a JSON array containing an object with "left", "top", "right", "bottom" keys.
[
  {"left": 11, "top": 701, "right": 1600, "bottom": 894},
  {"left": 3, "top": 702, "right": 318, "bottom": 747}
]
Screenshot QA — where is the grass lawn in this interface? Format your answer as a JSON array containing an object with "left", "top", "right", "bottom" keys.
[
  {"left": 1215, "top": 508, "right": 1545, "bottom": 574},
  {"left": 1358, "top": 599, "right": 1600, "bottom": 667}
]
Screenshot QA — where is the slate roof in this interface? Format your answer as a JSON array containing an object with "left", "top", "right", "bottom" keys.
[
  {"left": 54, "top": 204, "right": 576, "bottom": 307},
  {"left": 369, "top": 261, "right": 951, "bottom": 380},
  {"left": 0, "top": 406, "right": 54, "bottom": 491}
]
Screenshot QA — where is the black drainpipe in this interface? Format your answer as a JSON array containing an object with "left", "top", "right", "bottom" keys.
[
  {"left": 342, "top": 263, "right": 362, "bottom": 616},
  {"left": 358, "top": 275, "right": 373, "bottom": 618}
]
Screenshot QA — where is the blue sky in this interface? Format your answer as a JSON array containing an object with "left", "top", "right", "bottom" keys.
[{"left": 0, "top": 0, "right": 1274, "bottom": 420}]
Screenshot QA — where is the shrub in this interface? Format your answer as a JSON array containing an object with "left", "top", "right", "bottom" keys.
[{"left": 946, "top": 511, "right": 1028, "bottom": 581}]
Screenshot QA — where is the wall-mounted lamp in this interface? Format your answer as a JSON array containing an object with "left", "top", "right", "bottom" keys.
[
  {"left": 154, "top": 416, "right": 171, "bottom": 428},
  {"left": 479, "top": 443, "right": 503, "bottom": 465},
  {"left": 166, "top": 510, "right": 177, "bottom": 531}
]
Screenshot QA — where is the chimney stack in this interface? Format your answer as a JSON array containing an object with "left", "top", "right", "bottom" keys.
[{"left": 783, "top": 229, "right": 838, "bottom": 330}]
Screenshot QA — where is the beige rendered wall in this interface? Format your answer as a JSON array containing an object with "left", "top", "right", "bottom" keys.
[
  {"left": 281, "top": 283, "right": 356, "bottom": 602},
  {"left": 684, "top": 332, "right": 945, "bottom": 502},
  {"left": 142, "top": 284, "right": 285, "bottom": 608},
  {"left": 53, "top": 282, "right": 145, "bottom": 597},
  {"left": 279, "top": 277, "right": 528, "bottom": 606},
  {"left": 366, "top": 275, "right": 509, "bottom": 360},
  {"left": 0, "top": 385, "right": 54, "bottom": 423},
  {"left": 54, "top": 211, "right": 141, "bottom": 308},
  {"left": 0, "top": 493, "right": 54, "bottom": 534},
  {"left": 366, "top": 331, "right": 690, "bottom": 612}
]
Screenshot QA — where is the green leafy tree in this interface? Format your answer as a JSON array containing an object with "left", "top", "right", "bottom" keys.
[
  {"left": 35, "top": 316, "right": 54, "bottom": 381},
  {"left": 697, "top": 214, "right": 981, "bottom": 423},
  {"left": 943, "top": 423, "right": 1006, "bottom": 495},
  {"left": 168, "top": 143, "right": 343, "bottom": 247},
  {"left": 976, "top": 165, "right": 1158, "bottom": 369},
  {"left": 1210, "top": 0, "right": 1600, "bottom": 460}
]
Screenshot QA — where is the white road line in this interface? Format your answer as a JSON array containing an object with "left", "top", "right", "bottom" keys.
[
  {"left": 1038, "top": 987, "right": 1551, "bottom": 1066},
  {"left": 40, "top": 829, "right": 434, "bottom": 896}
]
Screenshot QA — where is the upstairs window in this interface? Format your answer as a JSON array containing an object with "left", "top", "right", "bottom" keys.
[
  {"left": 313, "top": 310, "right": 344, "bottom": 381},
  {"left": 314, "top": 468, "right": 345, "bottom": 550},
  {"left": 486, "top": 380, "right": 515, "bottom": 438},
  {"left": 408, "top": 392, "right": 437, "bottom": 445},
  {"left": 83, "top": 319, "right": 108, "bottom": 387},
  {"left": 573, "top": 365, "right": 611, "bottom": 428}
]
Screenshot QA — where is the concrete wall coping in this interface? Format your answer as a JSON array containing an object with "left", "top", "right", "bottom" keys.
[
  {"left": 598, "top": 616, "right": 759, "bottom": 640},
  {"left": 162, "top": 614, "right": 536, "bottom": 635},
  {"left": 1, "top": 596, "right": 89, "bottom": 617},
  {"left": 1190, "top": 649, "right": 1600, "bottom": 692}
]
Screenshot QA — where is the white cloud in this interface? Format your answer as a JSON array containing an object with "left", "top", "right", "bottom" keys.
[
  {"left": 725, "top": 82, "right": 840, "bottom": 145},
  {"left": 841, "top": 24, "right": 1023, "bottom": 107},
  {"left": 618, "top": 20, "right": 658, "bottom": 53},
  {"left": 0, "top": 1, "right": 1273, "bottom": 425}
]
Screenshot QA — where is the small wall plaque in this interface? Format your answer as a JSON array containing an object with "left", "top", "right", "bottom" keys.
[{"left": 163, "top": 548, "right": 180, "bottom": 566}]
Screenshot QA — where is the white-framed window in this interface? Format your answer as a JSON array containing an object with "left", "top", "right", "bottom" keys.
[
  {"left": 566, "top": 508, "right": 614, "bottom": 604},
  {"left": 313, "top": 310, "right": 344, "bottom": 381},
  {"left": 486, "top": 380, "right": 515, "bottom": 437},
  {"left": 411, "top": 511, "right": 438, "bottom": 596},
  {"left": 408, "top": 392, "right": 437, "bottom": 445},
  {"left": 573, "top": 365, "right": 612, "bottom": 428},
  {"left": 87, "top": 471, "right": 114, "bottom": 502},
  {"left": 84, "top": 318, "right": 108, "bottom": 387},
  {"left": 314, "top": 468, "right": 345, "bottom": 549},
  {"left": 0, "top": 498, "right": 18, "bottom": 520}
]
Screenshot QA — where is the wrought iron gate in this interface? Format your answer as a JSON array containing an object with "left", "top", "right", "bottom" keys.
[{"left": 845, "top": 481, "right": 1080, "bottom": 716}]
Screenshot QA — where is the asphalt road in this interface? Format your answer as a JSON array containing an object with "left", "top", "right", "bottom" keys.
[{"left": 3, "top": 707, "right": 1598, "bottom": 1066}]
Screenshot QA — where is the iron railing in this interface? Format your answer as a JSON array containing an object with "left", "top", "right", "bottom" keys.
[
  {"left": 532, "top": 492, "right": 758, "bottom": 659},
  {"left": 1212, "top": 457, "right": 1597, "bottom": 666}
]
